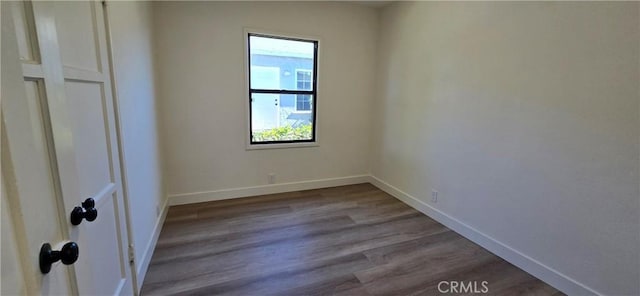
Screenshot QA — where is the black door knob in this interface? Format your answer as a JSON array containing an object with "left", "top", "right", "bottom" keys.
[
  {"left": 39, "top": 242, "right": 79, "bottom": 274},
  {"left": 70, "top": 198, "right": 98, "bottom": 225},
  {"left": 81, "top": 198, "right": 95, "bottom": 209}
]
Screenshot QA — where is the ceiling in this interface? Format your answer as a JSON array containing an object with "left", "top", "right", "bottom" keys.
[{"left": 350, "top": 1, "right": 394, "bottom": 8}]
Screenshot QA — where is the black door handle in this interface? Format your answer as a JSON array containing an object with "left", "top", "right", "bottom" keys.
[
  {"left": 39, "top": 242, "right": 79, "bottom": 274},
  {"left": 70, "top": 198, "right": 98, "bottom": 225}
]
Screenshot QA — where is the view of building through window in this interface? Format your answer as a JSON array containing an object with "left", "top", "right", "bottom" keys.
[{"left": 248, "top": 34, "right": 317, "bottom": 144}]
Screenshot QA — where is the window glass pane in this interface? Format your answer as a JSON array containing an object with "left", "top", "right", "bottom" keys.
[
  {"left": 251, "top": 93, "right": 314, "bottom": 142},
  {"left": 296, "top": 95, "right": 312, "bottom": 111},
  {"left": 251, "top": 93, "right": 280, "bottom": 131},
  {"left": 249, "top": 35, "right": 314, "bottom": 91},
  {"left": 295, "top": 70, "right": 312, "bottom": 91}
]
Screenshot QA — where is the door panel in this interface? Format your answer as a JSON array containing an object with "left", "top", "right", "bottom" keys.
[
  {"left": 53, "top": 1, "right": 101, "bottom": 72},
  {"left": 9, "top": 0, "right": 39, "bottom": 63},
  {"left": 76, "top": 193, "right": 126, "bottom": 295},
  {"left": 1, "top": 175, "right": 27, "bottom": 296},
  {"left": 64, "top": 81, "right": 112, "bottom": 197}
]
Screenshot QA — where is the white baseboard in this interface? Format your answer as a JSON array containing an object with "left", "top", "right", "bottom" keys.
[
  {"left": 168, "top": 175, "right": 371, "bottom": 206},
  {"left": 368, "top": 175, "right": 599, "bottom": 296},
  {"left": 135, "top": 197, "right": 169, "bottom": 290}
]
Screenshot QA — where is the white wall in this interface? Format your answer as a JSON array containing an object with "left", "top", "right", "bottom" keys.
[
  {"left": 372, "top": 2, "right": 639, "bottom": 295},
  {"left": 107, "top": 1, "right": 166, "bottom": 288},
  {"left": 152, "top": 1, "right": 378, "bottom": 198}
]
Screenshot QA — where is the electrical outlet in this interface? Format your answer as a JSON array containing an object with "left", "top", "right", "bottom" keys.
[
  {"left": 431, "top": 190, "right": 438, "bottom": 203},
  {"left": 268, "top": 173, "right": 276, "bottom": 184}
]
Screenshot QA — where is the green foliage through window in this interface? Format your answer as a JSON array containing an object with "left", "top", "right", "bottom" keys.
[{"left": 252, "top": 124, "right": 313, "bottom": 142}]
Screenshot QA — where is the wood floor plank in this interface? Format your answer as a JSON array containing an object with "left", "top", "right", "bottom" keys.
[
  {"left": 178, "top": 253, "right": 374, "bottom": 296},
  {"left": 141, "top": 184, "right": 562, "bottom": 296}
]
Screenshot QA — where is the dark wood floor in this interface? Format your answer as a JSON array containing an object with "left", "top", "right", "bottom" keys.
[{"left": 141, "top": 183, "right": 562, "bottom": 296}]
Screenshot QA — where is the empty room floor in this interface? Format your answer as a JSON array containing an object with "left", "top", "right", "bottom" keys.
[{"left": 141, "top": 184, "right": 562, "bottom": 295}]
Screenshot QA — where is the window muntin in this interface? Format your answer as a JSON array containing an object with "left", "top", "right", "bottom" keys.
[{"left": 248, "top": 33, "right": 318, "bottom": 145}]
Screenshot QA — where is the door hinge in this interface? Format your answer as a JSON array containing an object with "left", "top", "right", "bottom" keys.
[{"left": 128, "top": 244, "right": 135, "bottom": 265}]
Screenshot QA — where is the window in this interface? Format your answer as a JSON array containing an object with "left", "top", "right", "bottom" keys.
[
  {"left": 248, "top": 33, "right": 318, "bottom": 145},
  {"left": 295, "top": 70, "right": 312, "bottom": 112}
]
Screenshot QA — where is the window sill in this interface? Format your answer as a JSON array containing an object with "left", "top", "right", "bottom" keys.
[{"left": 246, "top": 141, "right": 319, "bottom": 150}]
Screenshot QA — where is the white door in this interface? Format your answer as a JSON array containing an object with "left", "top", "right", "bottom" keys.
[
  {"left": 2, "top": 1, "right": 134, "bottom": 295},
  {"left": 250, "top": 66, "right": 280, "bottom": 130}
]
